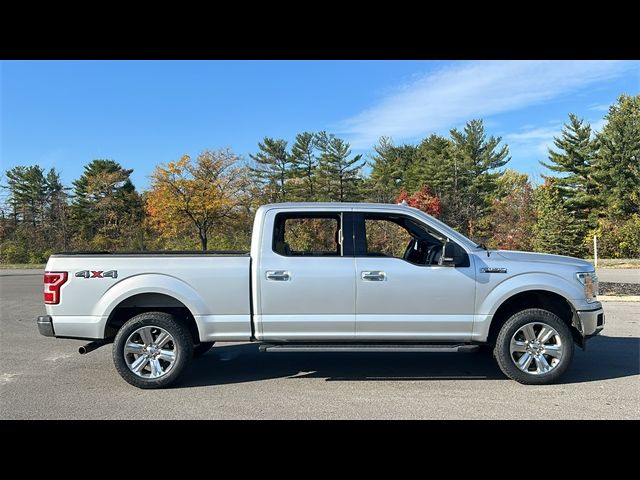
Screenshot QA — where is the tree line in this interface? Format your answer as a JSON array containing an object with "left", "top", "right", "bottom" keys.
[{"left": 1, "top": 94, "right": 638, "bottom": 263}]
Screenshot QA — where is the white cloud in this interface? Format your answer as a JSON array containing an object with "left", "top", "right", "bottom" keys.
[
  {"left": 338, "top": 60, "right": 637, "bottom": 149},
  {"left": 507, "top": 115, "right": 610, "bottom": 168},
  {"left": 588, "top": 102, "right": 612, "bottom": 112},
  {"left": 505, "top": 126, "right": 560, "bottom": 142}
]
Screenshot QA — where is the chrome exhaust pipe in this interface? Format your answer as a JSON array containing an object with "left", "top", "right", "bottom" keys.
[{"left": 79, "top": 340, "right": 106, "bottom": 355}]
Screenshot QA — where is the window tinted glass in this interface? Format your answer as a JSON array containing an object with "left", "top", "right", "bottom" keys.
[
  {"left": 361, "top": 214, "right": 447, "bottom": 266},
  {"left": 273, "top": 214, "right": 341, "bottom": 256},
  {"left": 365, "top": 218, "right": 412, "bottom": 258}
]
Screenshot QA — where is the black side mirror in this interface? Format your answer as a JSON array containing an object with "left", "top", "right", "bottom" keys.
[
  {"left": 440, "top": 239, "right": 456, "bottom": 265},
  {"left": 439, "top": 239, "right": 471, "bottom": 267}
]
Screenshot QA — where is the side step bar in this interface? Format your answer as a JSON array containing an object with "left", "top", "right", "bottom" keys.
[{"left": 259, "top": 343, "right": 479, "bottom": 353}]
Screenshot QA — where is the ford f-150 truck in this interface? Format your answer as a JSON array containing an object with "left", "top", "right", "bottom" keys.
[{"left": 38, "top": 202, "right": 604, "bottom": 388}]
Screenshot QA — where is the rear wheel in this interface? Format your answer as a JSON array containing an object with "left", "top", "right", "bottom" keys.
[
  {"left": 113, "top": 311, "right": 193, "bottom": 389},
  {"left": 494, "top": 308, "right": 574, "bottom": 385}
]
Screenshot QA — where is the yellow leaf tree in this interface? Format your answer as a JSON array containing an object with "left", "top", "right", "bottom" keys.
[{"left": 147, "top": 149, "right": 250, "bottom": 251}]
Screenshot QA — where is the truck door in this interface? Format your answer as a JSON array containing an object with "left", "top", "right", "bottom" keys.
[
  {"left": 256, "top": 209, "right": 356, "bottom": 341},
  {"left": 353, "top": 211, "right": 476, "bottom": 341}
]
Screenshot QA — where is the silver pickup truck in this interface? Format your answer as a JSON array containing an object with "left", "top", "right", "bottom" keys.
[{"left": 38, "top": 202, "right": 604, "bottom": 388}]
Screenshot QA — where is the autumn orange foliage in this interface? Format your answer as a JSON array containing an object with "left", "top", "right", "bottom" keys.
[{"left": 395, "top": 186, "right": 442, "bottom": 217}]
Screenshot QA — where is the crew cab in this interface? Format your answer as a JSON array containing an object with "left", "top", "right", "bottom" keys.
[{"left": 38, "top": 202, "right": 605, "bottom": 388}]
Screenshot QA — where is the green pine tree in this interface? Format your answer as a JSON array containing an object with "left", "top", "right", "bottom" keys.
[
  {"left": 449, "top": 120, "right": 510, "bottom": 236},
  {"left": 406, "top": 134, "right": 454, "bottom": 197},
  {"left": 249, "top": 137, "right": 291, "bottom": 203},
  {"left": 289, "top": 132, "right": 318, "bottom": 201},
  {"left": 593, "top": 94, "right": 640, "bottom": 218},
  {"left": 316, "top": 132, "right": 364, "bottom": 202},
  {"left": 5, "top": 165, "right": 48, "bottom": 228},
  {"left": 71, "top": 159, "right": 142, "bottom": 247},
  {"left": 540, "top": 114, "right": 598, "bottom": 231},
  {"left": 368, "top": 136, "right": 404, "bottom": 203},
  {"left": 533, "top": 179, "right": 586, "bottom": 257}
]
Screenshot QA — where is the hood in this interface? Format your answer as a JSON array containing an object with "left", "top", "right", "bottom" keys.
[{"left": 494, "top": 250, "right": 594, "bottom": 271}]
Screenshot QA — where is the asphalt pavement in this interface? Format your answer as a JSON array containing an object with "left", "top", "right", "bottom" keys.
[
  {"left": 597, "top": 269, "right": 640, "bottom": 284},
  {"left": 1, "top": 270, "right": 638, "bottom": 419}
]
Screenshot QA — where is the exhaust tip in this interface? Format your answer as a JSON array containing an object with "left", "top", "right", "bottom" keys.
[{"left": 78, "top": 340, "right": 107, "bottom": 355}]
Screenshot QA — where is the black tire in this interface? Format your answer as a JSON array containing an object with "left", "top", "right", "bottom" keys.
[
  {"left": 113, "top": 311, "right": 193, "bottom": 389},
  {"left": 494, "top": 308, "right": 574, "bottom": 385},
  {"left": 193, "top": 342, "right": 215, "bottom": 358}
]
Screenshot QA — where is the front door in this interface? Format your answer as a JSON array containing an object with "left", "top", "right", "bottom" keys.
[
  {"left": 353, "top": 212, "right": 476, "bottom": 341},
  {"left": 258, "top": 211, "right": 356, "bottom": 341}
]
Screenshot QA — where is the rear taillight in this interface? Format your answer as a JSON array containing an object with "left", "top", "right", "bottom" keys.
[{"left": 44, "top": 271, "right": 68, "bottom": 304}]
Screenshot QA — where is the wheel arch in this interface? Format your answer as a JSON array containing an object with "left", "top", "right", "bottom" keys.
[
  {"left": 486, "top": 289, "right": 578, "bottom": 346},
  {"left": 97, "top": 274, "right": 207, "bottom": 343}
]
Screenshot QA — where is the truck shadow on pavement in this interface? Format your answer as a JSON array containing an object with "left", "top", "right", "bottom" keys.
[{"left": 177, "top": 335, "right": 639, "bottom": 388}]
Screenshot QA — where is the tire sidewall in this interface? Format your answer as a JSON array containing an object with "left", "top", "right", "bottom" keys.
[
  {"left": 113, "top": 312, "right": 193, "bottom": 389},
  {"left": 495, "top": 308, "right": 574, "bottom": 385}
]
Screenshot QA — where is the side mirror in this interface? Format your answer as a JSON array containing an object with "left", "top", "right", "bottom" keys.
[
  {"left": 438, "top": 238, "right": 470, "bottom": 267},
  {"left": 439, "top": 239, "right": 456, "bottom": 266}
]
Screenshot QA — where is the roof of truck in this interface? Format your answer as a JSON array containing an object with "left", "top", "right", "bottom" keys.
[{"left": 260, "top": 202, "right": 414, "bottom": 210}]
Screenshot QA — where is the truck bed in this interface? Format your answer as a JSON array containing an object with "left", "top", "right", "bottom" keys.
[
  {"left": 50, "top": 251, "right": 249, "bottom": 256},
  {"left": 45, "top": 254, "right": 252, "bottom": 340}
]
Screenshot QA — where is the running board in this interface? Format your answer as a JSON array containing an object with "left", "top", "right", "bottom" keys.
[{"left": 259, "top": 343, "right": 479, "bottom": 353}]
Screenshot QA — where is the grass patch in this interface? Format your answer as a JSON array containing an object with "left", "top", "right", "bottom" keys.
[
  {"left": 588, "top": 258, "right": 640, "bottom": 269},
  {"left": 0, "top": 264, "right": 46, "bottom": 269}
]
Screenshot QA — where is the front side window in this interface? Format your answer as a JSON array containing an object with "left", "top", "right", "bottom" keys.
[
  {"left": 362, "top": 213, "right": 448, "bottom": 266},
  {"left": 273, "top": 213, "right": 342, "bottom": 257}
]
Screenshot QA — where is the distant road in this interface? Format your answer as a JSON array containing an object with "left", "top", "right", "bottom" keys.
[{"left": 597, "top": 269, "right": 640, "bottom": 284}]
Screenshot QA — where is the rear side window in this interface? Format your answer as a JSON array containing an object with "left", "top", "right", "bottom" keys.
[{"left": 273, "top": 213, "right": 342, "bottom": 256}]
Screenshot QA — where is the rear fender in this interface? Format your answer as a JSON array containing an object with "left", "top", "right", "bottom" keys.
[{"left": 93, "top": 273, "right": 207, "bottom": 320}]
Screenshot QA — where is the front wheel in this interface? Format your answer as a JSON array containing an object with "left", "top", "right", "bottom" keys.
[
  {"left": 113, "top": 311, "right": 193, "bottom": 389},
  {"left": 494, "top": 308, "right": 574, "bottom": 385}
]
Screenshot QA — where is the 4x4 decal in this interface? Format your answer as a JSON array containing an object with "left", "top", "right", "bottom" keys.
[{"left": 75, "top": 270, "right": 118, "bottom": 279}]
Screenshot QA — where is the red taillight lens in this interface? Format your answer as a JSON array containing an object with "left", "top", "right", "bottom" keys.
[{"left": 44, "top": 271, "right": 68, "bottom": 304}]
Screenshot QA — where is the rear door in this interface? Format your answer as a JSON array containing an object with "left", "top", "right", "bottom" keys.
[{"left": 256, "top": 209, "right": 356, "bottom": 341}]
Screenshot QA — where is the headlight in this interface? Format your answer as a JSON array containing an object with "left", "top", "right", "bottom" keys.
[{"left": 576, "top": 272, "right": 598, "bottom": 302}]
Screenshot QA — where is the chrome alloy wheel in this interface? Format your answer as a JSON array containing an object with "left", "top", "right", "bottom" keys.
[
  {"left": 509, "top": 322, "right": 563, "bottom": 375},
  {"left": 124, "top": 326, "right": 177, "bottom": 379}
]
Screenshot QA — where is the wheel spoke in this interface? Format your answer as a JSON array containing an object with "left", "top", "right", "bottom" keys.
[
  {"left": 544, "top": 345, "right": 563, "bottom": 358},
  {"left": 537, "top": 326, "right": 555, "bottom": 344},
  {"left": 125, "top": 342, "right": 145, "bottom": 355},
  {"left": 139, "top": 327, "right": 154, "bottom": 346},
  {"left": 149, "top": 359, "right": 163, "bottom": 378},
  {"left": 510, "top": 339, "right": 527, "bottom": 353},
  {"left": 517, "top": 352, "right": 533, "bottom": 371},
  {"left": 534, "top": 354, "right": 551, "bottom": 373},
  {"left": 130, "top": 355, "right": 149, "bottom": 373},
  {"left": 522, "top": 324, "right": 536, "bottom": 341},
  {"left": 155, "top": 331, "right": 171, "bottom": 348},
  {"left": 158, "top": 349, "right": 175, "bottom": 362}
]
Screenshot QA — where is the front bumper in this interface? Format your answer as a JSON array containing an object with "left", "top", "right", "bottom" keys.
[
  {"left": 37, "top": 315, "right": 55, "bottom": 337},
  {"left": 575, "top": 307, "right": 605, "bottom": 337}
]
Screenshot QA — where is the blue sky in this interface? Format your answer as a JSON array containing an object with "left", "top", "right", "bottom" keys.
[{"left": 1, "top": 60, "right": 638, "bottom": 190}]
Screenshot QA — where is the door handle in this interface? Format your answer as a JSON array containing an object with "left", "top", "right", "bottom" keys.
[
  {"left": 361, "top": 271, "right": 386, "bottom": 281},
  {"left": 266, "top": 270, "right": 290, "bottom": 281}
]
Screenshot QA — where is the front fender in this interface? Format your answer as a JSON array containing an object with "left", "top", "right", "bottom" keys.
[
  {"left": 93, "top": 273, "right": 208, "bottom": 319},
  {"left": 477, "top": 272, "right": 583, "bottom": 316}
]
